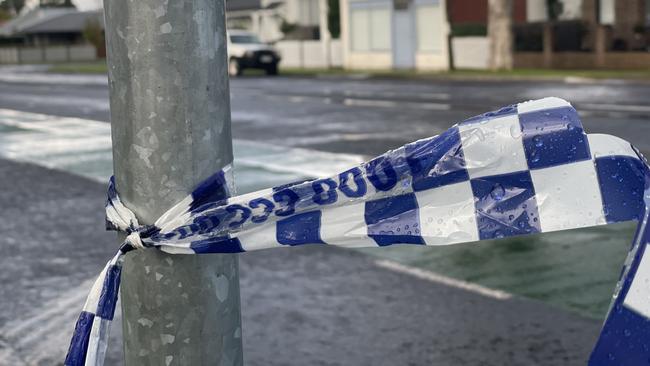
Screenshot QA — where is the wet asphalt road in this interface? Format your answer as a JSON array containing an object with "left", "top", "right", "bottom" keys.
[
  {"left": 0, "top": 158, "right": 600, "bottom": 365},
  {"left": 0, "top": 70, "right": 648, "bottom": 365},
  {"left": 0, "top": 71, "right": 648, "bottom": 158}
]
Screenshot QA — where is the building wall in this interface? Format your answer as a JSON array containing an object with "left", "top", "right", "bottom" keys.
[
  {"left": 448, "top": 0, "right": 527, "bottom": 24},
  {"left": 414, "top": 0, "right": 450, "bottom": 70},
  {"left": 612, "top": 0, "right": 646, "bottom": 50},
  {"left": 583, "top": 0, "right": 647, "bottom": 51},
  {"left": 276, "top": 39, "right": 343, "bottom": 68},
  {"left": 448, "top": 0, "right": 487, "bottom": 23},
  {"left": 227, "top": 0, "right": 319, "bottom": 42},
  {"left": 451, "top": 36, "right": 489, "bottom": 69},
  {"left": 528, "top": 0, "right": 606, "bottom": 23},
  {"left": 341, "top": 0, "right": 450, "bottom": 70},
  {"left": 526, "top": 0, "right": 546, "bottom": 22},
  {"left": 340, "top": 0, "right": 393, "bottom": 69},
  {"left": 346, "top": 51, "right": 393, "bottom": 69},
  {"left": 558, "top": 0, "right": 582, "bottom": 19},
  {"left": 283, "top": 0, "right": 320, "bottom": 26}
]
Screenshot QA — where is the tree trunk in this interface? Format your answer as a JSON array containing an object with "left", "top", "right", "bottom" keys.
[{"left": 488, "top": 0, "right": 513, "bottom": 71}]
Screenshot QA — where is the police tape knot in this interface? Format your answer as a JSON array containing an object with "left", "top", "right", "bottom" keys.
[{"left": 120, "top": 224, "right": 159, "bottom": 252}]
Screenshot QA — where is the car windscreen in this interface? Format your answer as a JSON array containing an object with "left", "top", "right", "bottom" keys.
[{"left": 230, "top": 34, "right": 262, "bottom": 44}]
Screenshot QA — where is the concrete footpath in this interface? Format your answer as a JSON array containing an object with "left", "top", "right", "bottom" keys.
[{"left": 0, "top": 157, "right": 601, "bottom": 365}]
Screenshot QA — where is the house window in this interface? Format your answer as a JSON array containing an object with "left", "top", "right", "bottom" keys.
[
  {"left": 558, "top": 0, "right": 582, "bottom": 20},
  {"left": 599, "top": 0, "right": 615, "bottom": 25},
  {"left": 416, "top": 4, "right": 442, "bottom": 52},
  {"left": 299, "top": 0, "right": 320, "bottom": 26},
  {"left": 350, "top": 6, "right": 391, "bottom": 51}
]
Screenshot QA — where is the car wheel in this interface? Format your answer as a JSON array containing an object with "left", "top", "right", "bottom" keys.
[
  {"left": 229, "top": 59, "right": 242, "bottom": 76},
  {"left": 265, "top": 64, "right": 278, "bottom": 76}
]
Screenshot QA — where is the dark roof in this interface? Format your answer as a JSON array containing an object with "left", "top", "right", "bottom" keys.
[
  {"left": 265, "top": 2, "right": 283, "bottom": 10},
  {"left": 0, "top": 7, "right": 75, "bottom": 36},
  {"left": 20, "top": 10, "right": 103, "bottom": 34},
  {"left": 226, "top": 0, "right": 262, "bottom": 12}
]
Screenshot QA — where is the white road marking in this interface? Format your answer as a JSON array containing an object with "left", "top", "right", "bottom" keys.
[
  {"left": 344, "top": 98, "right": 399, "bottom": 108},
  {"left": 344, "top": 98, "right": 450, "bottom": 110},
  {"left": 375, "top": 259, "right": 512, "bottom": 301},
  {"left": 0, "top": 65, "right": 107, "bottom": 86},
  {"left": 0, "top": 280, "right": 95, "bottom": 365},
  {"left": 0, "top": 109, "right": 514, "bottom": 366},
  {"left": 0, "top": 108, "right": 365, "bottom": 183},
  {"left": 343, "top": 90, "right": 450, "bottom": 100},
  {"left": 0, "top": 93, "right": 110, "bottom": 112},
  {"left": 564, "top": 76, "right": 627, "bottom": 85},
  {"left": 580, "top": 103, "right": 650, "bottom": 114}
]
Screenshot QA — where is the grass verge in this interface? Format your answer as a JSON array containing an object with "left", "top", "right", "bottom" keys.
[
  {"left": 46, "top": 61, "right": 650, "bottom": 82},
  {"left": 280, "top": 67, "right": 650, "bottom": 82}
]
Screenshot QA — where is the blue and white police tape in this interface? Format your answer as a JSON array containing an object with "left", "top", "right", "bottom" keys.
[{"left": 65, "top": 97, "right": 650, "bottom": 366}]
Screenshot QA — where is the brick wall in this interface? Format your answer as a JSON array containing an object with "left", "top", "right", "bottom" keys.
[
  {"left": 448, "top": 0, "right": 527, "bottom": 24},
  {"left": 582, "top": 0, "right": 647, "bottom": 51}
]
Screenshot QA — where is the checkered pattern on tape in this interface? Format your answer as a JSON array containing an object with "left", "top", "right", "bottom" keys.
[
  {"left": 67, "top": 97, "right": 650, "bottom": 366},
  {"left": 222, "top": 97, "right": 646, "bottom": 251}
]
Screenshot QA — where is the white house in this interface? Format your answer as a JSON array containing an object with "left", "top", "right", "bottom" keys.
[
  {"left": 226, "top": 0, "right": 321, "bottom": 42},
  {"left": 340, "top": 0, "right": 450, "bottom": 70}
]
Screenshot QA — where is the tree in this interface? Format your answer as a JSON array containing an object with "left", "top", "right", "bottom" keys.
[
  {"left": 487, "top": 0, "right": 513, "bottom": 71},
  {"left": 546, "top": 0, "right": 563, "bottom": 21},
  {"left": 0, "top": 9, "right": 10, "bottom": 22},
  {"left": 39, "top": 0, "right": 75, "bottom": 8},
  {"left": 327, "top": 0, "right": 340, "bottom": 39},
  {"left": 83, "top": 18, "right": 104, "bottom": 57},
  {"left": 0, "top": 0, "right": 26, "bottom": 15}
]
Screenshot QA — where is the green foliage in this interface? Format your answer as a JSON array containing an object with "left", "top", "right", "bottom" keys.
[
  {"left": 83, "top": 19, "right": 104, "bottom": 51},
  {"left": 633, "top": 24, "right": 647, "bottom": 34},
  {"left": 0, "top": 10, "right": 10, "bottom": 22},
  {"left": 451, "top": 23, "right": 487, "bottom": 37},
  {"left": 48, "top": 61, "right": 107, "bottom": 74},
  {"left": 39, "top": 0, "right": 75, "bottom": 8},
  {"left": 546, "top": 0, "right": 563, "bottom": 21},
  {"left": 0, "top": 0, "right": 25, "bottom": 15},
  {"left": 328, "top": 0, "right": 340, "bottom": 39},
  {"left": 280, "top": 19, "right": 297, "bottom": 35}
]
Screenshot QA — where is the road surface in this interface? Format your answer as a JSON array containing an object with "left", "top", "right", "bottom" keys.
[{"left": 0, "top": 67, "right": 647, "bottom": 365}]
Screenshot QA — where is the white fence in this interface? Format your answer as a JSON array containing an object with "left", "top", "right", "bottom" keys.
[
  {"left": 451, "top": 37, "right": 489, "bottom": 70},
  {"left": 2, "top": 41, "right": 339, "bottom": 69},
  {"left": 0, "top": 45, "right": 97, "bottom": 64},
  {"left": 276, "top": 39, "right": 342, "bottom": 69}
]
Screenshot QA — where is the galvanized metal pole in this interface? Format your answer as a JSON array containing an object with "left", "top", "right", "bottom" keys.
[
  {"left": 103, "top": 1, "right": 243, "bottom": 365},
  {"left": 318, "top": 0, "right": 331, "bottom": 68}
]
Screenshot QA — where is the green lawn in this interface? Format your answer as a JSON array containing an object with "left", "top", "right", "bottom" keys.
[
  {"left": 46, "top": 61, "right": 650, "bottom": 82},
  {"left": 280, "top": 67, "right": 650, "bottom": 81}
]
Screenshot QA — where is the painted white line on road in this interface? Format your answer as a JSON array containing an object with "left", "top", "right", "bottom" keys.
[
  {"left": 564, "top": 76, "right": 627, "bottom": 85},
  {"left": 344, "top": 98, "right": 450, "bottom": 111},
  {"left": 580, "top": 103, "right": 650, "bottom": 114},
  {"left": 0, "top": 279, "right": 95, "bottom": 365},
  {"left": 414, "top": 102, "right": 452, "bottom": 110},
  {"left": 0, "top": 93, "right": 110, "bottom": 112},
  {"left": 374, "top": 259, "right": 512, "bottom": 301},
  {"left": 343, "top": 90, "right": 450, "bottom": 101},
  {"left": 344, "top": 98, "right": 398, "bottom": 108},
  {"left": 0, "top": 108, "right": 366, "bottom": 184},
  {"left": 288, "top": 96, "right": 307, "bottom": 103},
  {"left": 0, "top": 65, "right": 108, "bottom": 86}
]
